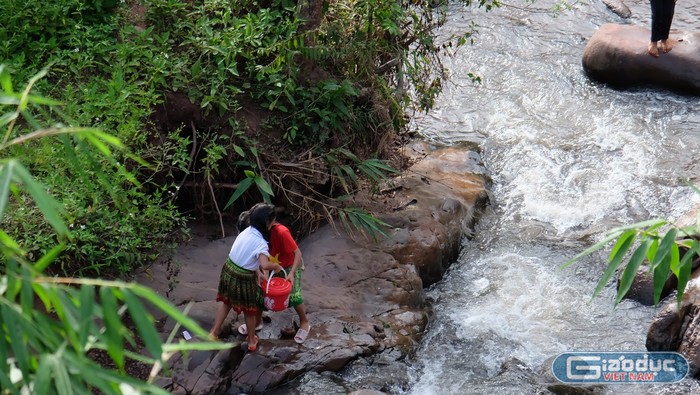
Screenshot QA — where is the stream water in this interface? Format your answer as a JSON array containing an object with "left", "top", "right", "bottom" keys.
[{"left": 278, "top": 1, "right": 700, "bottom": 394}]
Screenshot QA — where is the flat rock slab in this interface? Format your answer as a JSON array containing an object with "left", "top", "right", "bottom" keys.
[{"left": 582, "top": 23, "right": 700, "bottom": 94}]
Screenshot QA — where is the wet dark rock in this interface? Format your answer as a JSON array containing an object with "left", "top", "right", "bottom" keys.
[
  {"left": 582, "top": 24, "right": 700, "bottom": 95},
  {"left": 600, "top": 0, "right": 631, "bottom": 19},
  {"left": 618, "top": 262, "right": 676, "bottom": 306},
  {"left": 647, "top": 269, "right": 700, "bottom": 377}
]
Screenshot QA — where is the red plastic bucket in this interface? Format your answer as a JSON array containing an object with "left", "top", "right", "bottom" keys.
[{"left": 262, "top": 269, "right": 292, "bottom": 311}]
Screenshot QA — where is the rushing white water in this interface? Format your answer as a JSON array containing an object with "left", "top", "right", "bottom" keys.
[
  {"left": 276, "top": 1, "right": 700, "bottom": 394},
  {"left": 403, "top": 0, "right": 700, "bottom": 394}
]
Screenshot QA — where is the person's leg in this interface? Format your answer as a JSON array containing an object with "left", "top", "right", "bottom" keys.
[
  {"left": 659, "top": 0, "right": 676, "bottom": 53},
  {"left": 648, "top": 0, "right": 664, "bottom": 57},
  {"left": 209, "top": 303, "right": 231, "bottom": 339},
  {"left": 244, "top": 311, "right": 259, "bottom": 350},
  {"left": 294, "top": 303, "right": 310, "bottom": 330}
]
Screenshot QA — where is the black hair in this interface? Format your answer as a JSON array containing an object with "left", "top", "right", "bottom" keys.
[
  {"left": 249, "top": 203, "right": 275, "bottom": 240},
  {"left": 237, "top": 210, "right": 251, "bottom": 232}
]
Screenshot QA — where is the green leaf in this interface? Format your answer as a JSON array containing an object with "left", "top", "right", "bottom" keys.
[
  {"left": 78, "top": 285, "right": 96, "bottom": 349},
  {"left": 0, "top": 65, "right": 13, "bottom": 94},
  {"left": 0, "top": 370, "right": 20, "bottom": 395},
  {"left": 649, "top": 228, "right": 678, "bottom": 271},
  {"left": 18, "top": 66, "right": 48, "bottom": 111},
  {"left": 675, "top": 242, "right": 699, "bottom": 306},
  {"left": 2, "top": 305, "right": 31, "bottom": 377},
  {"left": 130, "top": 285, "right": 210, "bottom": 338},
  {"left": 0, "top": 161, "right": 13, "bottom": 218},
  {"left": 32, "top": 282, "right": 52, "bottom": 312},
  {"left": 253, "top": 176, "right": 274, "bottom": 196},
  {"left": 561, "top": 229, "right": 625, "bottom": 269},
  {"left": 20, "top": 265, "right": 33, "bottom": 315},
  {"left": 10, "top": 161, "right": 69, "bottom": 236},
  {"left": 616, "top": 239, "right": 653, "bottom": 304},
  {"left": 53, "top": 289, "right": 81, "bottom": 352},
  {"left": 653, "top": 252, "right": 672, "bottom": 305},
  {"left": 233, "top": 144, "right": 245, "bottom": 157},
  {"left": 122, "top": 288, "right": 163, "bottom": 360},
  {"left": 49, "top": 354, "right": 74, "bottom": 395},
  {"left": 162, "top": 340, "right": 234, "bottom": 353},
  {"left": 223, "top": 177, "right": 254, "bottom": 210},
  {"left": 34, "top": 357, "right": 51, "bottom": 395},
  {"left": 100, "top": 286, "right": 125, "bottom": 370},
  {"left": 34, "top": 243, "right": 66, "bottom": 273},
  {"left": 590, "top": 230, "right": 636, "bottom": 299},
  {"left": 0, "top": 111, "right": 18, "bottom": 129}
]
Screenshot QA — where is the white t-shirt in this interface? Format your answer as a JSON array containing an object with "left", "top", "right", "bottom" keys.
[{"left": 228, "top": 226, "right": 269, "bottom": 271}]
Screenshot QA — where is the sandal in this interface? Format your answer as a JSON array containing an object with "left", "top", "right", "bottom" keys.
[
  {"left": 294, "top": 325, "right": 311, "bottom": 344},
  {"left": 247, "top": 335, "right": 259, "bottom": 352},
  {"left": 238, "top": 323, "right": 263, "bottom": 336}
]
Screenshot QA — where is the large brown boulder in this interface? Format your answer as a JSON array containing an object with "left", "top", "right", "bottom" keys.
[{"left": 582, "top": 24, "right": 700, "bottom": 94}]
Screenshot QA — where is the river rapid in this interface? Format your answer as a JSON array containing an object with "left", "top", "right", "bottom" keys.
[{"left": 279, "top": 1, "right": 700, "bottom": 394}]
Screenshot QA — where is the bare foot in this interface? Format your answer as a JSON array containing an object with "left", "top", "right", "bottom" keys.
[
  {"left": 660, "top": 39, "right": 676, "bottom": 53},
  {"left": 648, "top": 42, "right": 659, "bottom": 57}
]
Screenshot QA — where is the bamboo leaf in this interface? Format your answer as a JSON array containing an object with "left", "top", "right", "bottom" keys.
[
  {"left": 650, "top": 228, "right": 678, "bottom": 271},
  {"left": 676, "top": 242, "right": 700, "bottom": 306},
  {"left": 53, "top": 289, "right": 81, "bottom": 352},
  {"left": 591, "top": 230, "right": 636, "bottom": 299},
  {"left": 99, "top": 286, "right": 125, "bottom": 370},
  {"left": 0, "top": 308, "right": 9, "bottom": 375},
  {"left": 34, "top": 243, "right": 66, "bottom": 273},
  {"left": 653, "top": 253, "right": 672, "bottom": 305},
  {"left": 32, "top": 282, "right": 53, "bottom": 312},
  {"left": 34, "top": 356, "right": 51, "bottom": 395},
  {"left": 10, "top": 161, "right": 69, "bottom": 236},
  {"left": 0, "top": 230, "right": 24, "bottom": 257},
  {"left": 130, "top": 285, "right": 210, "bottom": 338},
  {"left": 0, "top": 112, "right": 18, "bottom": 129},
  {"left": 2, "top": 305, "right": 31, "bottom": 376},
  {"left": 82, "top": 132, "right": 113, "bottom": 156},
  {"left": 0, "top": 161, "right": 14, "bottom": 219},
  {"left": 616, "top": 239, "right": 653, "bottom": 304},
  {"left": 78, "top": 285, "right": 96, "bottom": 349},
  {"left": 6, "top": 258, "right": 21, "bottom": 300},
  {"left": 20, "top": 266, "right": 33, "bottom": 315},
  {"left": 0, "top": 65, "right": 13, "bottom": 93},
  {"left": 162, "top": 341, "right": 234, "bottom": 353},
  {"left": 85, "top": 129, "right": 123, "bottom": 149},
  {"left": 560, "top": 229, "right": 626, "bottom": 269},
  {"left": 223, "top": 177, "right": 254, "bottom": 210},
  {"left": 253, "top": 176, "right": 274, "bottom": 196},
  {"left": 0, "top": 369, "right": 21, "bottom": 395},
  {"left": 63, "top": 351, "right": 170, "bottom": 395},
  {"left": 49, "top": 354, "right": 74, "bottom": 395},
  {"left": 121, "top": 288, "right": 163, "bottom": 360}
]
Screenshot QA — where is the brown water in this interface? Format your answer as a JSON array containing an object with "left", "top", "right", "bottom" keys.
[{"left": 270, "top": 1, "right": 700, "bottom": 394}]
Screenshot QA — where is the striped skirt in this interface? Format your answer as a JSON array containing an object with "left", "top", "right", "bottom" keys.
[{"left": 216, "top": 258, "right": 261, "bottom": 315}]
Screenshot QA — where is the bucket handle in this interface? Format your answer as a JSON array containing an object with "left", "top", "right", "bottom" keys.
[{"left": 266, "top": 267, "right": 287, "bottom": 294}]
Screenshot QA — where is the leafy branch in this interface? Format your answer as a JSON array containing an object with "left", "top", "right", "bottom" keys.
[
  {"left": 562, "top": 186, "right": 700, "bottom": 307},
  {"left": 1, "top": 66, "right": 225, "bottom": 394}
]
